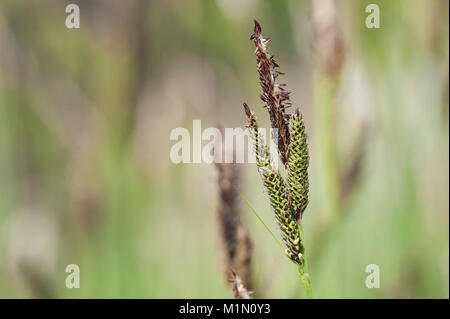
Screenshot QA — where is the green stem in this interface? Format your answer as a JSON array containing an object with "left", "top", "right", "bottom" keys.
[
  {"left": 297, "top": 223, "right": 313, "bottom": 298},
  {"left": 298, "top": 265, "right": 312, "bottom": 299},
  {"left": 309, "top": 75, "right": 341, "bottom": 268}
]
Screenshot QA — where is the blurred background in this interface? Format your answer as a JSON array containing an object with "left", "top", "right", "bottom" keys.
[{"left": 0, "top": 0, "right": 448, "bottom": 298}]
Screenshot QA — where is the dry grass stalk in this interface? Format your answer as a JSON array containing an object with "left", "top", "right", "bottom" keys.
[
  {"left": 215, "top": 146, "right": 253, "bottom": 291},
  {"left": 230, "top": 271, "right": 253, "bottom": 299},
  {"left": 311, "top": 0, "right": 345, "bottom": 81}
]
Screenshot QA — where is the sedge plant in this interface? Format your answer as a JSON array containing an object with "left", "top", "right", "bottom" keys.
[{"left": 243, "top": 21, "right": 312, "bottom": 298}]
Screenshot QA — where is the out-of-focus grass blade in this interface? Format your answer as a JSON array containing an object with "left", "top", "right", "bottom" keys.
[{"left": 239, "top": 192, "right": 282, "bottom": 248}]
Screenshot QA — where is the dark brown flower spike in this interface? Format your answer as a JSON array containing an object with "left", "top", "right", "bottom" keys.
[
  {"left": 215, "top": 138, "right": 253, "bottom": 291},
  {"left": 250, "top": 20, "right": 291, "bottom": 165}
]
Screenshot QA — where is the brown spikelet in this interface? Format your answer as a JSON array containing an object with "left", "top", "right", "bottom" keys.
[
  {"left": 230, "top": 271, "right": 253, "bottom": 299},
  {"left": 215, "top": 141, "right": 253, "bottom": 290},
  {"left": 251, "top": 20, "right": 291, "bottom": 165},
  {"left": 311, "top": 0, "right": 345, "bottom": 80}
]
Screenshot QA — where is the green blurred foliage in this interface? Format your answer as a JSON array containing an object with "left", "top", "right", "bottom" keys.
[{"left": 0, "top": 0, "right": 448, "bottom": 298}]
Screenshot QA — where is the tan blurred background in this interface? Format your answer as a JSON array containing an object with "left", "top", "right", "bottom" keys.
[{"left": 0, "top": 0, "right": 448, "bottom": 298}]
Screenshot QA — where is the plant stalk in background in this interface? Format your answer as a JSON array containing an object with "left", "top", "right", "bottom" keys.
[
  {"left": 230, "top": 271, "right": 253, "bottom": 299},
  {"left": 216, "top": 147, "right": 253, "bottom": 296},
  {"left": 309, "top": 0, "right": 367, "bottom": 269},
  {"left": 243, "top": 21, "right": 312, "bottom": 298}
]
